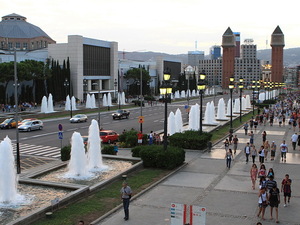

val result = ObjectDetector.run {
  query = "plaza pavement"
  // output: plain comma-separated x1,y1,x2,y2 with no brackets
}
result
94,120,300,225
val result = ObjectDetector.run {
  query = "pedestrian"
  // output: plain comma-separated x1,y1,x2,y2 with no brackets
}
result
259,176,267,189
270,141,276,161
262,131,267,144
264,140,270,161
258,164,266,179
280,140,288,162
244,142,251,163
251,144,257,163
281,174,292,207
266,175,277,194
155,133,161,145
267,168,275,179
292,118,297,131
291,132,298,150
137,131,143,145
148,131,154,145
249,131,254,145
278,115,283,127
257,223,262,225
243,122,249,135
257,187,268,220
113,142,118,155
250,118,254,130
232,135,238,154
120,181,132,220
254,119,258,131
268,184,280,223
258,145,265,164
225,148,233,169
250,163,258,190
224,138,229,151
228,131,233,144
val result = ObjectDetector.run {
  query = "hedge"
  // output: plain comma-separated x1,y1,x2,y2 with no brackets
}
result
168,131,212,150
139,145,185,169
119,130,148,147
61,145,71,161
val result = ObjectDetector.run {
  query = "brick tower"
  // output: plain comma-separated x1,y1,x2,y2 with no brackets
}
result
271,26,284,82
222,27,236,88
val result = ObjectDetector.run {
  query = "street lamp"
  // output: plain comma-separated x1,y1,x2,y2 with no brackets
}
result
139,67,143,133
229,76,235,133
197,71,206,134
160,72,172,150
185,65,194,106
64,78,72,118
251,81,257,115
126,80,130,103
238,77,244,123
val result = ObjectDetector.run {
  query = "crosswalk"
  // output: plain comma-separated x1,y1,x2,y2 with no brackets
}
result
12,143,61,158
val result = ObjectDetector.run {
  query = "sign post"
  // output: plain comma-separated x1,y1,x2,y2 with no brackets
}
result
58,124,63,149
171,203,206,225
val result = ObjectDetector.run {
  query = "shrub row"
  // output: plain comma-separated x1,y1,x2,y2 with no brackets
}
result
168,130,212,150
132,145,185,169
119,130,147,147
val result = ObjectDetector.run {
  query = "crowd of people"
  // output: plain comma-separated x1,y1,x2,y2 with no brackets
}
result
224,92,299,223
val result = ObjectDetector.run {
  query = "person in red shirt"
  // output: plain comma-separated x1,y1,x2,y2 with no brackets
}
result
281,174,292,207
137,131,143,145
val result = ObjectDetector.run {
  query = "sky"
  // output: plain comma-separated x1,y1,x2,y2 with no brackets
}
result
2,0,300,55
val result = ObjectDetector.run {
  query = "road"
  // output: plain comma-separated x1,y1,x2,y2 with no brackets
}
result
0,91,245,158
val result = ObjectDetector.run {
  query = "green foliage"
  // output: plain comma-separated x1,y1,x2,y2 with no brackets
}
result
144,95,155,101
101,145,115,155
131,146,143,157
119,130,148,147
61,145,71,161
263,99,276,104
169,131,212,150
139,145,185,169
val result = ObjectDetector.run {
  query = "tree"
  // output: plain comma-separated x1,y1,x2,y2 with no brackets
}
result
0,62,15,104
124,66,151,96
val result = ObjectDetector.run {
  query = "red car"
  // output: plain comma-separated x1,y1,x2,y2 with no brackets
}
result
100,130,119,143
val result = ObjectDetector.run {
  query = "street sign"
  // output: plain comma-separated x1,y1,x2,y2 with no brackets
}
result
171,203,206,225
170,203,186,225
58,131,63,139
58,124,63,131
138,116,144,123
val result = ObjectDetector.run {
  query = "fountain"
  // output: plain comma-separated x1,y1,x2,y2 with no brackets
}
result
192,89,196,97
86,94,91,108
0,137,19,204
71,96,77,110
65,132,90,178
174,90,180,99
259,92,265,102
233,98,240,113
181,90,185,98
107,93,113,106
40,96,48,113
216,98,227,120
188,104,199,130
175,108,183,133
242,97,247,110
226,99,232,116
245,95,251,108
121,92,126,105
87,120,108,171
168,111,176,136
204,102,218,125
65,95,71,111
47,93,54,113
90,94,95,108
103,94,108,106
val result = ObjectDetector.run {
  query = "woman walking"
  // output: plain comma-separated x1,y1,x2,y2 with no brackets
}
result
251,144,257,163
250,163,258,190
262,131,267,144
225,149,233,169
257,187,268,220
224,139,229,151
258,145,265,164
270,141,277,161
264,140,270,161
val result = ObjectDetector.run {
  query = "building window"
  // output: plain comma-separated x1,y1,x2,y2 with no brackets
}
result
8,42,13,49
31,42,34,49
23,43,28,50
15,42,21,49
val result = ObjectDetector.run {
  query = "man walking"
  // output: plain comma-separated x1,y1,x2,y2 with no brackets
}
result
268,184,280,223
280,140,288,162
232,135,239,154
244,142,251,163
291,133,298,150
281,174,292,207
243,122,249,135
120,181,132,220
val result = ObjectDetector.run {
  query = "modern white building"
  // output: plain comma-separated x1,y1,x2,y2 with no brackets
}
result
48,35,118,101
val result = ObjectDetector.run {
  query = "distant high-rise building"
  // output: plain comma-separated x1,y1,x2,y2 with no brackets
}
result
188,51,204,67
222,27,236,88
233,32,240,58
210,45,221,59
271,26,284,82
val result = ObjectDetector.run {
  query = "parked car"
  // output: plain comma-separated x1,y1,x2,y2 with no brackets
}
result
0,118,21,129
70,114,88,123
18,120,43,132
112,109,130,120
100,130,119,143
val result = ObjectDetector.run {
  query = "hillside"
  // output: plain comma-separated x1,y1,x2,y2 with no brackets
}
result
119,47,300,67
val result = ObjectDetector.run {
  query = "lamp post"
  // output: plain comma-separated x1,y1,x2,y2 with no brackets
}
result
83,79,87,101
197,71,206,134
251,81,256,115
126,80,130,103
160,72,172,151
229,77,235,133
185,66,194,106
139,67,143,133
64,78,72,118
238,77,244,123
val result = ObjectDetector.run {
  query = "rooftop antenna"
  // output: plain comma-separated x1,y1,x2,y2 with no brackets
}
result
266,38,268,50
195,41,198,51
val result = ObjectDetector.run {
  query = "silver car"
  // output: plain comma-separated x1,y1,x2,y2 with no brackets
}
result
18,120,43,132
70,114,88,123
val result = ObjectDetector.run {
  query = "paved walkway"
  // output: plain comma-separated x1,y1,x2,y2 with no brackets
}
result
95,121,300,225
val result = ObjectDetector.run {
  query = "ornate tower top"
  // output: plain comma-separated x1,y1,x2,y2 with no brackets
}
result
271,26,285,47
222,27,236,47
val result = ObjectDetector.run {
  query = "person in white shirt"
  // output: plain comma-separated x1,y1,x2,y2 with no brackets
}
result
244,142,251,163
291,133,298,150
280,140,288,162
